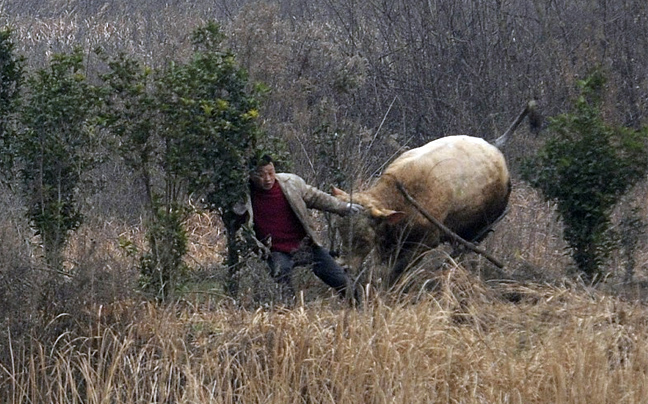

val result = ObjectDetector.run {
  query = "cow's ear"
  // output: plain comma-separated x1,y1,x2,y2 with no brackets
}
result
370,207,406,224
385,211,407,224
331,186,349,199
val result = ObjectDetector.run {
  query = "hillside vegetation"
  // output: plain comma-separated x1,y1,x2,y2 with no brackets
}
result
1,0,648,402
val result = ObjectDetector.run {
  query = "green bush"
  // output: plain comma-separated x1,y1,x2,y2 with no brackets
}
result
101,22,265,299
522,70,648,281
15,48,100,269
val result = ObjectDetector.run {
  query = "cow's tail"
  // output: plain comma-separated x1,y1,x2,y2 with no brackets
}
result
493,100,540,148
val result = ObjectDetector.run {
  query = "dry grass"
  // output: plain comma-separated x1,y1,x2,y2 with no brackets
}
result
1,184,648,403
2,265,648,403
482,179,571,280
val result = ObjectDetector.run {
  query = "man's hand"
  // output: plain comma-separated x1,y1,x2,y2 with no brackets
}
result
253,236,271,259
346,203,364,215
242,227,271,259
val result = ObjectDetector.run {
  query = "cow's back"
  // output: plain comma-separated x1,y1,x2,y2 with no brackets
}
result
384,135,510,242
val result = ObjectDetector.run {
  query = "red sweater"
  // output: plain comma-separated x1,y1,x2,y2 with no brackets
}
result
252,181,307,253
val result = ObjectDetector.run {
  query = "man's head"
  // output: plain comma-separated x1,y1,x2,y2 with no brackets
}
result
250,154,276,191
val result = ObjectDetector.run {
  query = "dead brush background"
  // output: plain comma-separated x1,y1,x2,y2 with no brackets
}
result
2,0,648,402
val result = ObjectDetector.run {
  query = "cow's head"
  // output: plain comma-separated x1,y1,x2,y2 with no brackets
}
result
331,186,407,267
331,187,406,224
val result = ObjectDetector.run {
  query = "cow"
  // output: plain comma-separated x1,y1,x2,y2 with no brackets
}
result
332,102,536,284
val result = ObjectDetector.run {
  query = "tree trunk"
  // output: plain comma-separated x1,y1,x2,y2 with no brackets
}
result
222,210,241,297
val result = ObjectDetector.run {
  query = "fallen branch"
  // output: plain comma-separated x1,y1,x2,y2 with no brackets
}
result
395,181,505,269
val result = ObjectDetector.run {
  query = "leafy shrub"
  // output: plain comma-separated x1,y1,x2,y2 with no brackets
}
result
522,70,648,281
101,22,264,299
14,48,100,269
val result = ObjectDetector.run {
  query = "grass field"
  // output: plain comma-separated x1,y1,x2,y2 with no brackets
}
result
3,266,648,403
2,183,648,403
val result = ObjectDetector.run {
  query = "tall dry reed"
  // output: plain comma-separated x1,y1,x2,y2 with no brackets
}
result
2,264,648,403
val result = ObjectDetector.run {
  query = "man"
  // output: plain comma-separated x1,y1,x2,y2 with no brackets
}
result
236,154,363,304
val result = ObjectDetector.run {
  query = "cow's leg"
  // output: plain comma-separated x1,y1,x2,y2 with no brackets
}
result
387,245,427,287
386,220,443,287
388,256,409,286
469,208,509,245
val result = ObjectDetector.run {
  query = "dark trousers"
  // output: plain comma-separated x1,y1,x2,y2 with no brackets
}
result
268,245,359,303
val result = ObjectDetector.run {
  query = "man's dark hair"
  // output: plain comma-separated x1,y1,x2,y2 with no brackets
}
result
249,154,274,170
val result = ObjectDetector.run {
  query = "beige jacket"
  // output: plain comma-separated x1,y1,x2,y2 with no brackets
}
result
235,173,351,248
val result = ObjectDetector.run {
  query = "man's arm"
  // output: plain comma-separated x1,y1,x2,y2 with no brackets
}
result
277,173,362,216
300,179,361,215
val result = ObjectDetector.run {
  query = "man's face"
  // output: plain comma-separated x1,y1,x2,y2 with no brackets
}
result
251,163,276,191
